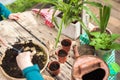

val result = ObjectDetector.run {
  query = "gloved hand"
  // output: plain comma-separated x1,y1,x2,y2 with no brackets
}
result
16,51,33,70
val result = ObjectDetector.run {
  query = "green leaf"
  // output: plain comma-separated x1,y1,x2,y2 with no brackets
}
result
110,34,120,42
110,63,120,73
55,17,64,47
103,6,111,32
99,5,111,33
90,32,120,50
110,43,120,50
83,1,103,7
90,32,101,37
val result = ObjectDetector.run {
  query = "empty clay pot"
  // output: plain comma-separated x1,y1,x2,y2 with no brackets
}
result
72,55,109,80
61,39,72,52
57,49,68,63
48,61,60,76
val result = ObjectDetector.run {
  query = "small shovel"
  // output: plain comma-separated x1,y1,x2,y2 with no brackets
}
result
5,43,23,53
0,37,22,53
0,39,22,53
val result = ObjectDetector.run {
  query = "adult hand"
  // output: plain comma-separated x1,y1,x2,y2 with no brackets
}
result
8,13,20,20
16,51,33,70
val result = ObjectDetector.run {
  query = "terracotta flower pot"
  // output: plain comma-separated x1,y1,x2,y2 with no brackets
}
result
48,61,60,76
57,49,68,63
72,55,109,80
61,39,72,52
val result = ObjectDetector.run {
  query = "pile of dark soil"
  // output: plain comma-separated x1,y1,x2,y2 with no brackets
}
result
1,41,47,78
61,39,71,46
82,68,105,80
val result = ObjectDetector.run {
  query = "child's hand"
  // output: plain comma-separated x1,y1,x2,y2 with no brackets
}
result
16,51,33,70
8,13,20,20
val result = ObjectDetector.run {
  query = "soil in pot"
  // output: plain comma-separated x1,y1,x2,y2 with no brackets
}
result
48,61,60,76
49,63,60,71
61,39,72,52
61,39,71,47
58,49,68,63
82,68,105,80
1,41,47,78
58,49,67,57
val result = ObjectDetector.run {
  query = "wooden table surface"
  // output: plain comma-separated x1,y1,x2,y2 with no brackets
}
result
0,11,119,80
0,11,77,80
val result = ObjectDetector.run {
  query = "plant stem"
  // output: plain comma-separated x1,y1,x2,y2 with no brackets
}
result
55,18,64,48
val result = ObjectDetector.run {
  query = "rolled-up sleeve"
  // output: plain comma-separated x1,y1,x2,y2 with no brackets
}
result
0,3,11,18
22,64,44,80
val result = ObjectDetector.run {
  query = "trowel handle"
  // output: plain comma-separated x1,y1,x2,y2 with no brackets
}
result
5,43,21,53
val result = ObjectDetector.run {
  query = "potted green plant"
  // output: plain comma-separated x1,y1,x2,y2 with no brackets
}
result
79,4,111,45
38,0,103,47
90,32,120,61
86,5,112,39
88,5,120,61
